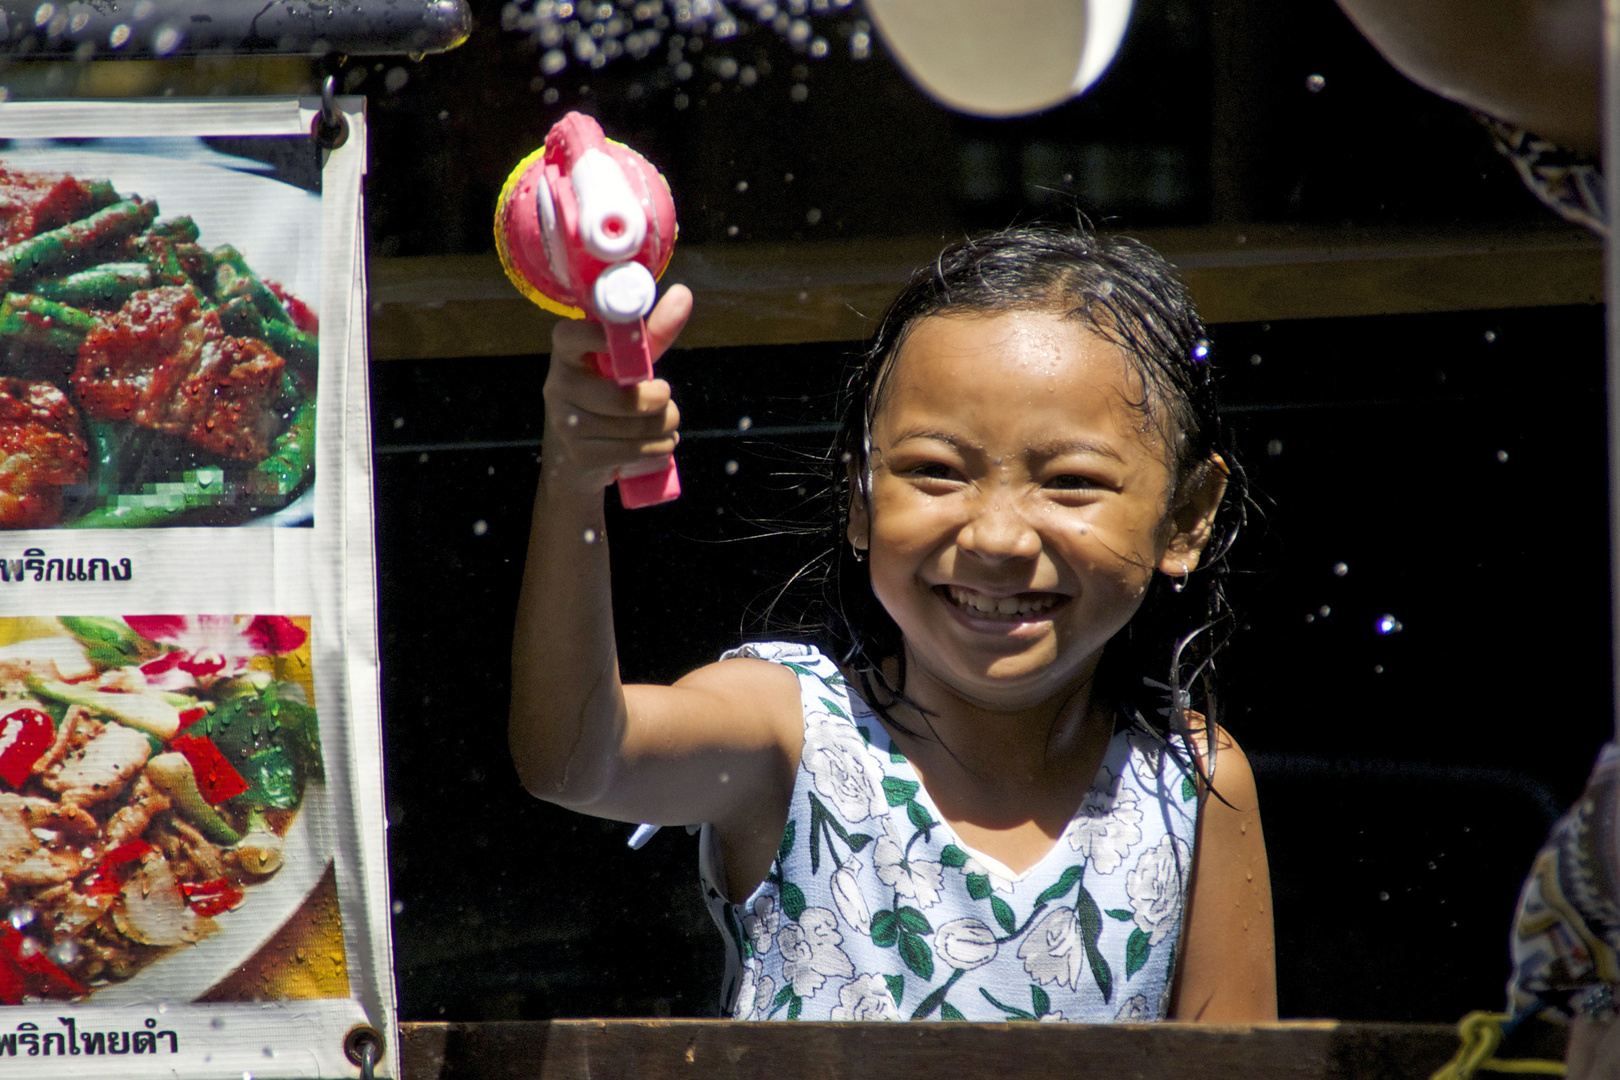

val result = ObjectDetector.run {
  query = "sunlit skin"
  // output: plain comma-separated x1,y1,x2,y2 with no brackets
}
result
851,311,1205,721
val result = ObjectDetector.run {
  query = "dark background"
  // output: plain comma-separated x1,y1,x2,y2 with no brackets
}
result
15,0,1582,1025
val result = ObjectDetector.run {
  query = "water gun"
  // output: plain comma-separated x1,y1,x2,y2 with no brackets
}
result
495,112,680,508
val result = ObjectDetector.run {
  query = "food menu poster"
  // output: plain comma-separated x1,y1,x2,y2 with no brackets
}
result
0,100,393,1078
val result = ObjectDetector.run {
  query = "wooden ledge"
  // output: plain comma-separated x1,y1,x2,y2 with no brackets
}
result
398,1019,1464,1080
367,222,1600,361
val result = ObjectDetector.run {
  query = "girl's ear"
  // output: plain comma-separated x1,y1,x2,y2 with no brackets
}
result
846,460,871,556
1159,454,1229,577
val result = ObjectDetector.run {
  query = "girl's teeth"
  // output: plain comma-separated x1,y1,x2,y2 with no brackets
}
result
948,587,1058,616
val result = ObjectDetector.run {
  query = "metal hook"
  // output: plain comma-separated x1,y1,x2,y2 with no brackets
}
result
344,1025,383,1079
313,75,350,150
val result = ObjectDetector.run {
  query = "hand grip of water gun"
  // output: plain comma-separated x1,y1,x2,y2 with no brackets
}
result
496,111,680,508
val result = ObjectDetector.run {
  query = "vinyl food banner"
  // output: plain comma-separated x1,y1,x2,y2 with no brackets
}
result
0,100,392,1078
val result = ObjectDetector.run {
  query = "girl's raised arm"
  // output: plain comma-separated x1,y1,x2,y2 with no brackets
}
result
1171,725,1278,1022
509,285,804,851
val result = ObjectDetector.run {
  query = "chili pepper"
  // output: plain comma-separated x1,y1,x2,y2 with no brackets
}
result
32,262,155,309
168,733,249,803
78,839,155,898
0,198,157,288
144,753,242,846
0,708,53,788
0,926,84,1003
212,245,294,326
180,877,245,916
0,293,99,360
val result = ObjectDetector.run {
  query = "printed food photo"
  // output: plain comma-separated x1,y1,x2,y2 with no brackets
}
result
0,145,320,529
0,616,332,1003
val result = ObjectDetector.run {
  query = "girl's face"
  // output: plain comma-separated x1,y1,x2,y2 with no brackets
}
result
848,309,1223,713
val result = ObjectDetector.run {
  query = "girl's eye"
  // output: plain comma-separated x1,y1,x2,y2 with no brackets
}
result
1046,474,1100,491
909,461,960,481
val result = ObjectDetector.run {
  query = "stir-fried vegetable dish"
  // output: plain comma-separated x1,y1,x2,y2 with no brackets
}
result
0,165,316,528
0,616,321,1000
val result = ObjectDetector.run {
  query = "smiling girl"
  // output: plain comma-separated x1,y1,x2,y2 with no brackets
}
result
510,225,1275,1022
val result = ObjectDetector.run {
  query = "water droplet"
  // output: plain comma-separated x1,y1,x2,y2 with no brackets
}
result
673,91,689,109
1483,330,1497,343
541,48,567,74
1318,605,1331,617
839,451,852,464
1305,73,1325,93
543,87,561,105
132,0,153,17
33,2,53,27
1496,450,1509,463
46,940,77,966
418,452,429,464
1375,614,1402,635
393,417,405,429
152,23,181,55
784,172,794,183
718,771,730,783
735,179,749,193
392,899,405,914
1427,861,1437,870
809,36,828,58
582,527,598,544
789,82,809,102
1304,613,1315,624
16,937,39,958
1332,562,1348,576
472,519,488,536
108,22,131,47
8,907,34,931
565,413,579,427
1191,339,1209,362
805,207,822,224
487,465,496,476
1266,439,1283,456
850,25,870,59
726,224,739,237
384,66,409,92
1378,890,1389,901
1249,353,1262,366
724,460,739,475
714,55,738,78
737,416,752,431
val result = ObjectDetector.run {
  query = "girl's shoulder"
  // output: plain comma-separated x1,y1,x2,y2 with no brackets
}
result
719,641,857,712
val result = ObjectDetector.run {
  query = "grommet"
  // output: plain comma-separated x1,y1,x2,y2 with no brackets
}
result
344,1024,383,1078
313,75,350,150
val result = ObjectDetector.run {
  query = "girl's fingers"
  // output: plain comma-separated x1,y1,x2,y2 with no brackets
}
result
646,284,693,362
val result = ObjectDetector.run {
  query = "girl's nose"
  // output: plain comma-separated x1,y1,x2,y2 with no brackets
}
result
957,494,1041,564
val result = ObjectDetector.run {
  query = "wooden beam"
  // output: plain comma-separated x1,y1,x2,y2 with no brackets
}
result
368,223,1599,361
398,1019,1465,1080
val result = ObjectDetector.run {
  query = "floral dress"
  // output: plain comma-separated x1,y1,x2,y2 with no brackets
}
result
700,642,1200,1022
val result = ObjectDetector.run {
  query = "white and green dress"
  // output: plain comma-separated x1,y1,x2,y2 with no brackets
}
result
700,642,1201,1022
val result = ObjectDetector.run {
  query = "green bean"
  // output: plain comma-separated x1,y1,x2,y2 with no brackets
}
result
82,180,117,214
132,231,189,287
0,294,98,359
0,198,157,287
212,245,293,326
150,216,200,244
248,399,314,497
33,262,155,309
218,294,317,373
65,466,231,529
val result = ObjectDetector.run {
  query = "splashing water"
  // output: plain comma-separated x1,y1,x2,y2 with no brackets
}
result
1332,562,1348,577
1305,73,1325,93
8,906,34,931
505,0,862,81
1375,614,1402,635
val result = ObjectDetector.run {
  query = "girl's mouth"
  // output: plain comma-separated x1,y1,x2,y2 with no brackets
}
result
938,585,1066,621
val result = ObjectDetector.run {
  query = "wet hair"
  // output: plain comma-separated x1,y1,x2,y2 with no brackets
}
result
821,222,1247,747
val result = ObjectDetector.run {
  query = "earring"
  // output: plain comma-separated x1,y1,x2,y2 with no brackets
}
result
1170,574,1185,593
852,545,867,563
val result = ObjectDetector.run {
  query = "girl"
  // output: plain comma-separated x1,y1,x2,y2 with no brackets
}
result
510,225,1276,1023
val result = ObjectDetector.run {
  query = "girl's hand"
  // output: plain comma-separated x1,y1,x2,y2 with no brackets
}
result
541,284,694,496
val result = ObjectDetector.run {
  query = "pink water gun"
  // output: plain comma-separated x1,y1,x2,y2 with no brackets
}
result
495,111,680,508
